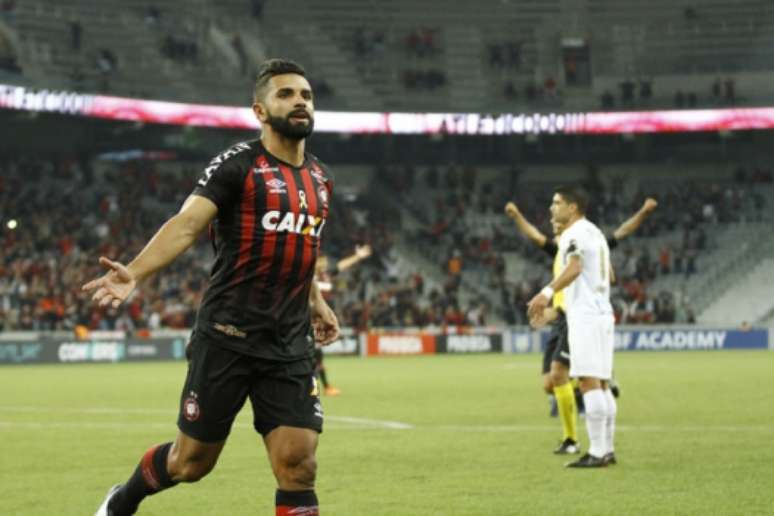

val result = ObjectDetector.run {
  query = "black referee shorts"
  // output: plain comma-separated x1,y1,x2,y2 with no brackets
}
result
541,312,570,374
177,331,323,443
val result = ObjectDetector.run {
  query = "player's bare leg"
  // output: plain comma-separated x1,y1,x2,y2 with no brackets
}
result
265,426,320,515
550,361,579,454
167,431,226,481
96,431,225,516
542,372,558,417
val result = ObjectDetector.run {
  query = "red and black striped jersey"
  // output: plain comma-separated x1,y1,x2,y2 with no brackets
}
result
191,139,333,360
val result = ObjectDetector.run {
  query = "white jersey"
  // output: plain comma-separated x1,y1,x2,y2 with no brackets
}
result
557,218,613,318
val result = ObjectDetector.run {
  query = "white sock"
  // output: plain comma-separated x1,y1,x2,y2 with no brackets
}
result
583,389,607,458
603,388,617,454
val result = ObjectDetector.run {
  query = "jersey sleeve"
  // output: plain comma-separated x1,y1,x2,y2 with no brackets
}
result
560,226,585,261
191,153,245,210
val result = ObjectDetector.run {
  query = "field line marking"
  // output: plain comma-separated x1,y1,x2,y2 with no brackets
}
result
0,406,414,430
326,415,413,430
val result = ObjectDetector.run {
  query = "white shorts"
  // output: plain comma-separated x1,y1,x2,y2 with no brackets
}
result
567,313,615,380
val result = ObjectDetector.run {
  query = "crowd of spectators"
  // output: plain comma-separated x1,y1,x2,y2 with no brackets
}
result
600,77,740,111
402,69,446,91
352,27,386,58
376,161,771,327
161,35,199,63
405,28,439,58
1,155,771,333
0,156,205,333
487,41,522,69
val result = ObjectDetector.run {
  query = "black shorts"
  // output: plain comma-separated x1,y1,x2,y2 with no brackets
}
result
314,346,324,368
178,332,323,443
541,312,570,374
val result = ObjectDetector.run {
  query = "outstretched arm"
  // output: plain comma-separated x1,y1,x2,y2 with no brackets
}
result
613,197,658,241
336,244,372,272
505,202,548,248
82,195,217,308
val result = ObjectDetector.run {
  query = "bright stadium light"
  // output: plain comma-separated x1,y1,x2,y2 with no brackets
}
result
7,219,18,230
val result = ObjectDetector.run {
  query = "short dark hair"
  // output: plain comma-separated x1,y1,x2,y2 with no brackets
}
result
254,58,306,102
555,185,589,215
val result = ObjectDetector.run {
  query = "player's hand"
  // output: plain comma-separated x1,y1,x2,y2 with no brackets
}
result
311,300,340,345
81,257,137,309
504,202,520,219
355,244,372,260
530,307,558,329
526,292,550,321
643,198,658,213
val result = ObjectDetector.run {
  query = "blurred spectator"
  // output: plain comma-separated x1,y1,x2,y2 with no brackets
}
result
711,78,721,102
724,77,736,104
250,0,264,19
231,34,247,75
619,79,635,106
145,6,160,25
402,69,446,90
601,90,615,109
70,20,82,51
1,0,16,24
674,90,685,108
315,79,334,98
504,80,517,100
162,34,198,62
406,28,438,58
639,78,653,103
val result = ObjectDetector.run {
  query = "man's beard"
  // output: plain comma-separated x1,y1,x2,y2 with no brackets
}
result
265,111,314,140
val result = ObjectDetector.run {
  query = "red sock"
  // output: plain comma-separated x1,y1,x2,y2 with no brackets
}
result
276,489,319,515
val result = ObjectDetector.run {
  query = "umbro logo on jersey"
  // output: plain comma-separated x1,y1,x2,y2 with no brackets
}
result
311,170,327,183
253,166,279,174
266,178,287,193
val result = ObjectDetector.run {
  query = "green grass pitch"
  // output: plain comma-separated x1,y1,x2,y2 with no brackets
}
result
2,351,773,515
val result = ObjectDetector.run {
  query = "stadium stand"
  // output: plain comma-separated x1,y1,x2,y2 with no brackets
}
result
5,0,774,112
5,151,769,332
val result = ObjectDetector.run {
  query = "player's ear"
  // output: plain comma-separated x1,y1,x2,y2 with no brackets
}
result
252,102,268,123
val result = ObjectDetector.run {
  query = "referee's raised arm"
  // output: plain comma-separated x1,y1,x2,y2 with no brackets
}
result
505,201,548,247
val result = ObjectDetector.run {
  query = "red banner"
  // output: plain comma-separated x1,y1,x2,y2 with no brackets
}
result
366,333,436,356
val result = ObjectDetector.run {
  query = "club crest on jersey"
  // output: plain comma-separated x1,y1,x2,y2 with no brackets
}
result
262,211,326,237
266,178,287,193
183,394,200,422
317,186,329,205
253,166,279,175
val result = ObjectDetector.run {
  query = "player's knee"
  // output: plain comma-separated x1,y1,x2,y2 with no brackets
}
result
277,452,317,488
542,375,554,394
549,369,568,387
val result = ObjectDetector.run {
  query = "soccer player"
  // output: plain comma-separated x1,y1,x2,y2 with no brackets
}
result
85,59,338,515
505,197,657,455
527,186,617,468
314,244,372,396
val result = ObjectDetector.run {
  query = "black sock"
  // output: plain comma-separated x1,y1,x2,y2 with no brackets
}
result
276,489,318,515
318,368,329,388
109,442,177,515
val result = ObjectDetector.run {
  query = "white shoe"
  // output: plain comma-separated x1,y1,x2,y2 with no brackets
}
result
95,484,122,516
